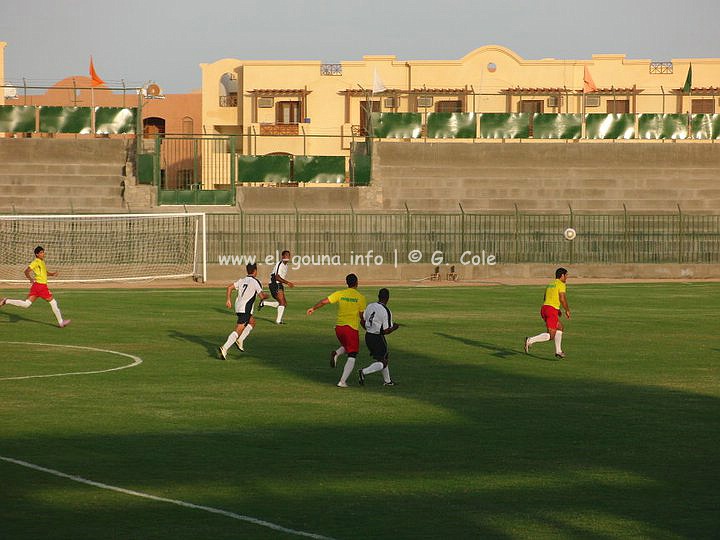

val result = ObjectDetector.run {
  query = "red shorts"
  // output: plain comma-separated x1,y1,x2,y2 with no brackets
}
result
540,305,561,330
29,282,53,301
335,325,360,355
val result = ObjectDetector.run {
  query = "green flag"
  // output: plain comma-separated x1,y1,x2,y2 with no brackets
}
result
682,64,692,93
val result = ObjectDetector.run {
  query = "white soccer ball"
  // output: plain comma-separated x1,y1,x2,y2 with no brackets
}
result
563,227,577,241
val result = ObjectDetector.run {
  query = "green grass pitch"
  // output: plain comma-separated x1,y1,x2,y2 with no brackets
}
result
1,283,719,539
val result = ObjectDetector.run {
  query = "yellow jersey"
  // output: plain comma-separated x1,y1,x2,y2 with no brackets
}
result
29,257,48,284
327,288,367,330
543,279,566,309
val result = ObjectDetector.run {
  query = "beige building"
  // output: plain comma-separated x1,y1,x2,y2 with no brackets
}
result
0,41,6,106
201,45,720,156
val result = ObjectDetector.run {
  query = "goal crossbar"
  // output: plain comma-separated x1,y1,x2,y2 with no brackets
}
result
0,213,207,284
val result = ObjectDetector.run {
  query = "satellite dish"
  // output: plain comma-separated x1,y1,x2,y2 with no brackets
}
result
146,83,161,97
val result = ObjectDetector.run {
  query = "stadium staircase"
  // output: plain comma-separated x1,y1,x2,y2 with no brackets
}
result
0,138,135,214
373,142,720,213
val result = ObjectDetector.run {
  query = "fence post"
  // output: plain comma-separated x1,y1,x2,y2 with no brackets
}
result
349,202,356,259
459,203,465,261
239,208,244,258
229,135,237,205
568,204,574,264
405,202,411,260
623,204,628,264
153,135,161,205
678,204,683,264
294,204,300,257
514,204,519,263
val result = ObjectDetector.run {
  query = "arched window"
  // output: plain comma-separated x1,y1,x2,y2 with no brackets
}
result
143,117,165,138
182,116,194,134
219,72,238,107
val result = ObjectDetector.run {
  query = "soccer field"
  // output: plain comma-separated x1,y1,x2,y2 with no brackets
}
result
1,283,719,539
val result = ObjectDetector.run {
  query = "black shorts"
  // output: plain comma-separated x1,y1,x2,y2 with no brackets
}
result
235,311,252,325
365,332,388,361
269,281,284,299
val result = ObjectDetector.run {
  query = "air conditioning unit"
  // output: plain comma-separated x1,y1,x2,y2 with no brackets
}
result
585,95,601,107
384,97,398,108
547,96,563,107
417,96,433,108
258,97,274,108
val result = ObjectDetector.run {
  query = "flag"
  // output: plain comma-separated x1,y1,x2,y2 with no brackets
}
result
372,68,386,94
89,56,106,87
682,64,692,94
583,65,597,93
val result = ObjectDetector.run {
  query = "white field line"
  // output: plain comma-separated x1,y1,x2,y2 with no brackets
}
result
0,456,335,539
0,342,142,381
1,341,335,538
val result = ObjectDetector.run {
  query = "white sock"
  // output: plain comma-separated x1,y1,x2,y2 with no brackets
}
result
6,299,32,308
49,299,64,324
276,305,285,323
222,331,239,351
363,361,384,375
339,356,356,384
554,331,563,354
528,332,551,346
264,300,279,308
381,367,392,384
239,324,253,342
334,346,346,358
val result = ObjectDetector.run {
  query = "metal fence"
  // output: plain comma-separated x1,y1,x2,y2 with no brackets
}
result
206,210,720,265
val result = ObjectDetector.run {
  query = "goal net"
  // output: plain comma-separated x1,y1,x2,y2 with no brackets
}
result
0,213,206,283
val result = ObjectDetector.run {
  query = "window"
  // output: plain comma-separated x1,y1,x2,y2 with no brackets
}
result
585,95,601,107
692,99,715,114
417,96,433,108
219,72,238,107
435,100,463,113
276,101,301,124
220,94,238,107
182,116,193,135
143,117,165,138
519,100,543,113
607,100,629,113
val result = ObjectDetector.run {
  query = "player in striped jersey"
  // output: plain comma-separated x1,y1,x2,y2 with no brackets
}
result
258,250,294,324
358,288,400,386
218,262,268,360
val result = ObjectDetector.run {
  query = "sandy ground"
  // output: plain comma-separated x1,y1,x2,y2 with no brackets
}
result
2,276,719,291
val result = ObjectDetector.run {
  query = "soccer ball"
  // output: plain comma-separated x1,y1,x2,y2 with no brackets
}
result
563,227,577,241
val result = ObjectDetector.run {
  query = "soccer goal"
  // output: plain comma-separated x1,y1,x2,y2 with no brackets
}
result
0,213,207,283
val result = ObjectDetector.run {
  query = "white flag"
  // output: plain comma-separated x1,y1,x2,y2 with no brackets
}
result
372,68,386,94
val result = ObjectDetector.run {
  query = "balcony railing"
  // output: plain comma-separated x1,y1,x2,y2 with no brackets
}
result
219,95,238,107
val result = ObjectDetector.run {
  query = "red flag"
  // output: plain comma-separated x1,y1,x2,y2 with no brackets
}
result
89,56,106,87
583,65,597,93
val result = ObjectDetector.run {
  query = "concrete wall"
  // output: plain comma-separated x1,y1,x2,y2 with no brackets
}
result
372,140,720,213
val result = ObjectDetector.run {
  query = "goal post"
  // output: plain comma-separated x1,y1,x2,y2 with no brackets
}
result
0,213,207,283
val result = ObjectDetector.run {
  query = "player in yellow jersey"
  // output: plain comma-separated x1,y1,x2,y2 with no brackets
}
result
0,246,71,328
307,273,367,387
524,267,571,359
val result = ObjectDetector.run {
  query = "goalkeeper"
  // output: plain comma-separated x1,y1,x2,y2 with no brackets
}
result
0,246,71,328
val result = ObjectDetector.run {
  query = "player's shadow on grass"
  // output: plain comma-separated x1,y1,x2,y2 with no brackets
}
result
0,311,58,328
167,329,219,358
434,331,555,361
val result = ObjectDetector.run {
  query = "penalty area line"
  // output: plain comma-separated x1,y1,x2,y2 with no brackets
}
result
0,455,335,540
0,341,142,381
